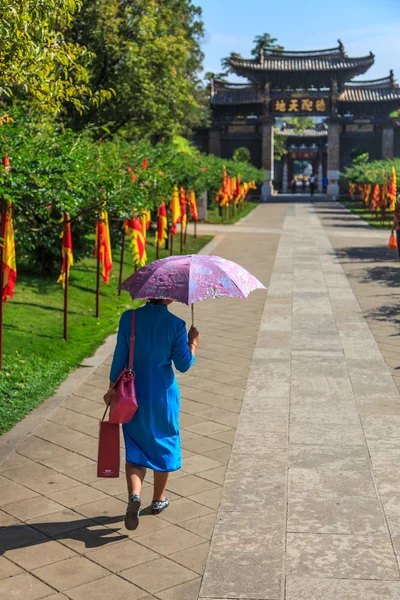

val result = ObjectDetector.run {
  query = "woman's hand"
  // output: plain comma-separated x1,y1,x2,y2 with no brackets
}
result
103,384,116,406
188,326,200,346
188,326,200,356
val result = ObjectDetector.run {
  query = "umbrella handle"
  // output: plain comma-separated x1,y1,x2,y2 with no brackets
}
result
191,303,194,327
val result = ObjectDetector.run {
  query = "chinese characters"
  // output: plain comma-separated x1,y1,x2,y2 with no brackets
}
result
272,98,328,114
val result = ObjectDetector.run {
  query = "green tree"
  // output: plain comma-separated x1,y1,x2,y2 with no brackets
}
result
66,0,207,140
233,147,251,163
0,0,111,113
251,33,284,56
284,117,315,132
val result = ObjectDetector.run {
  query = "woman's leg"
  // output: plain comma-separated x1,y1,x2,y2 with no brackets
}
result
153,471,169,501
126,462,146,499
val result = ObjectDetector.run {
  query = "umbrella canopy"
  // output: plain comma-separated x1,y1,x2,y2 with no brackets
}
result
120,254,265,305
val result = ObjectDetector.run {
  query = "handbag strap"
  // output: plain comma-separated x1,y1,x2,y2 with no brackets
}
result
128,310,136,371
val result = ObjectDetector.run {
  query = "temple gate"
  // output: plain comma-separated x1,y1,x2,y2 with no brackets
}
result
199,42,400,199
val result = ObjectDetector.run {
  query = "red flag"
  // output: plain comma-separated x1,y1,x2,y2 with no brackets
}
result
57,213,73,288
180,187,187,229
95,211,113,284
125,218,147,267
188,190,199,221
156,203,168,248
371,184,380,212
1,202,17,302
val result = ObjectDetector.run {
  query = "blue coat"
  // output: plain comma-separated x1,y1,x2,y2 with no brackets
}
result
110,303,194,472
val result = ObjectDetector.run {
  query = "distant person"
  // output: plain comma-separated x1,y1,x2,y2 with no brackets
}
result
302,178,307,194
392,201,400,260
291,178,296,194
310,174,315,196
323,176,329,192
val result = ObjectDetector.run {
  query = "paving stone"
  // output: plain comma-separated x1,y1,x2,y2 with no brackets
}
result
182,455,223,474
200,549,282,599
134,523,205,555
180,513,217,540
66,574,147,600
169,542,210,574
57,523,126,553
121,557,198,594
18,436,66,461
158,497,213,525
85,538,157,572
0,523,47,552
286,577,400,600
289,468,376,499
288,495,387,534
26,508,96,536
32,555,108,591
286,533,399,579
0,475,38,506
155,577,201,600
0,556,23,580
74,496,127,524
289,444,370,470
5,540,76,570
165,474,218,497
47,484,108,508
0,572,54,599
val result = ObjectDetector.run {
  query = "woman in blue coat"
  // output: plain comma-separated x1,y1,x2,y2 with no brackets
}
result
106,299,200,530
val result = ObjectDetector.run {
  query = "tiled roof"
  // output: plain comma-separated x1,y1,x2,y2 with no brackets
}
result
210,81,264,105
339,73,400,103
230,44,374,73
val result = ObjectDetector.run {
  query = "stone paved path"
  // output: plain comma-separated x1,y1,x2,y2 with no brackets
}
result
1,197,400,600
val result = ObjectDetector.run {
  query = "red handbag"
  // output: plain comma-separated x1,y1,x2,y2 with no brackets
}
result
108,310,138,424
97,408,120,478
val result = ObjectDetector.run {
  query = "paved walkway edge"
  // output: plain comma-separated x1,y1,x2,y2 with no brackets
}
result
0,234,224,466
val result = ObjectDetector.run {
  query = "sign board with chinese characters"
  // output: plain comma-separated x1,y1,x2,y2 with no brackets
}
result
228,125,256,134
289,151,319,160
271,97,330,116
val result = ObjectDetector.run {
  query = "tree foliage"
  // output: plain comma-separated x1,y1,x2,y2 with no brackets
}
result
233,147,251,163
343,157,400,185
284,117,315,132
0,112,264,273
222,32,283,74
65,0,208,139
0,0,111,113
251,33,284,56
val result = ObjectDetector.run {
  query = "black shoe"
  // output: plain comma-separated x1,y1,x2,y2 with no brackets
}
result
125,494,141,530
151,497,170,515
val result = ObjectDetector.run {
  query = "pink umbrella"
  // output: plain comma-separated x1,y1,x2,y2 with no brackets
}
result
120,254,265,324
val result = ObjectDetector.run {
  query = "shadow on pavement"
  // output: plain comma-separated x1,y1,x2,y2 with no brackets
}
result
0,506,155,553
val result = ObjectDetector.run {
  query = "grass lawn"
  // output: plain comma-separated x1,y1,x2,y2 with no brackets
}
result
206,200,258,225
342,201,394,230
0,232,212,435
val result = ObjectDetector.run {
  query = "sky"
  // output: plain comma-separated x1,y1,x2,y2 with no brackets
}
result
196,0,400,83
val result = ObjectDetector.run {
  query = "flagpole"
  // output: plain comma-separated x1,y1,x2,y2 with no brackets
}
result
156,239,160,260
194,220,197,239
170,232,174,256
0,203,5,370
62,214,69,341
64,248,69,341
180,222,184,254
96,219,101,319
118,224,126,297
